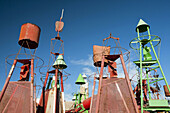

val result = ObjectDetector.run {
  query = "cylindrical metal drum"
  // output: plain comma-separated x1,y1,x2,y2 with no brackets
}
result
163,85,170,97
93,45,110,67
18,23,41,49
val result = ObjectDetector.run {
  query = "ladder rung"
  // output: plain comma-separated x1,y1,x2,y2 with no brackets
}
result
133,60,158,67
143,107,170,111
142,65,159,68
147,67,159,72
142,77,164,80
149,78,164,84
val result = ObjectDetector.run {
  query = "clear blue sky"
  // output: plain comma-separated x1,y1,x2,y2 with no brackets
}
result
1,0,170,100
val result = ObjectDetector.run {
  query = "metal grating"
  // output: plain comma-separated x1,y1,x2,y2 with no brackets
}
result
91,78,137,113
0,81,31,113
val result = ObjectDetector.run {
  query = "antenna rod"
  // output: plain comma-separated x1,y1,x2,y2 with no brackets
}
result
60,9,64,20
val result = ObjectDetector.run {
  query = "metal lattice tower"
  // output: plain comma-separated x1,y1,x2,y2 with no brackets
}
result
130,19,170,112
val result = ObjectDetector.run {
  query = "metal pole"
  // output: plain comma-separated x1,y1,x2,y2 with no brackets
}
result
38,72,49,113
145,69,151,99
34,85,37,113
150,41,170,92
60,73,64,92
55,69,59,113
95,56,105,113
147,27,170,93
60,72,65,113
137,28,144,113
31,59,34,113
0,59,17,102
120,54,139,113
78,92,81,104
89,74,96,113
46,77,52,89
74,94,78,108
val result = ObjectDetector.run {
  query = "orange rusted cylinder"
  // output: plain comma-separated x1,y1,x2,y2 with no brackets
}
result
18,23,41,49
93,45,110,67
163,85,170,97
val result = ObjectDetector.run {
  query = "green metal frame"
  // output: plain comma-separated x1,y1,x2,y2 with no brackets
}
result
74,92,88,113
74,93,80,108
130,26,170,113
144,107,170,112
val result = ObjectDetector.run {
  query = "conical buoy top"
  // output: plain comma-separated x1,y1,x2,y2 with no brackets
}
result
53,55,67,69
136,19,150,33
82,74,87,79
75,74,85,85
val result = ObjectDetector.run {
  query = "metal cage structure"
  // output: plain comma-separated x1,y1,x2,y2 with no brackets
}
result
130,19,170,113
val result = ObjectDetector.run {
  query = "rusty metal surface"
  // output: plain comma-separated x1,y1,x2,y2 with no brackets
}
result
30,59,34,113
105,54,120,61
55,69,59,113
18,23,41,49
45,89,54,113
89,75,96,113
38,72,49,112
164,85,170,97
95,56,105,113
108,61,117,77
0,60,17,102
91,78,137,113
44,89,50,112
119,54,139,113
93,45,110,67
37,89,50,113
0,81,31,113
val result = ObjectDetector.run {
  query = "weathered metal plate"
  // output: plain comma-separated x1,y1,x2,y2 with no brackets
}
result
91,78,137,113
0,81,31,113
45,88,55,113
37,87,61,113
37,89,50,113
